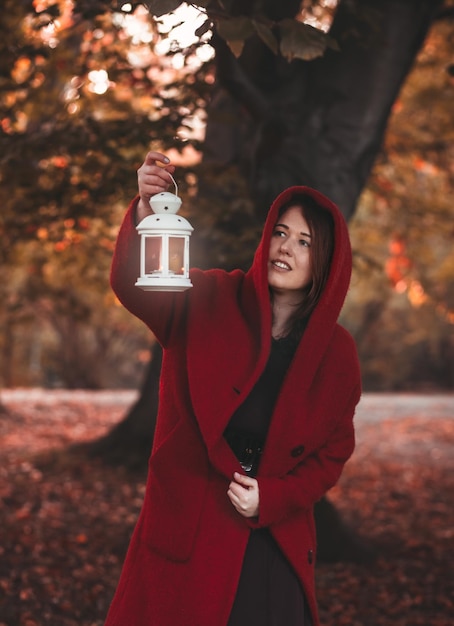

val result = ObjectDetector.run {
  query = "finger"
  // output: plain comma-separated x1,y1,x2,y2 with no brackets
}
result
140,171,172,188
228,483,249,503
227,483,243,501
144,151,170,167
233,472,257,489
227,489,247,512
228,480,251,497
140,162,174,179
140,167,175,188
138,170,175,200
227,488,240,507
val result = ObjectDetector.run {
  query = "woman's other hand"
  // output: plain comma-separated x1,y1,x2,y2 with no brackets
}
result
136,151,176,222
227,472,260,518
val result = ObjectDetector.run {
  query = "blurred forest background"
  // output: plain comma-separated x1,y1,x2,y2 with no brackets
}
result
1,0,453,394
1,4,453,622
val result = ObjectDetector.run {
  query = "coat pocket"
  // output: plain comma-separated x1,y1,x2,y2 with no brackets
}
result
140,417,209,562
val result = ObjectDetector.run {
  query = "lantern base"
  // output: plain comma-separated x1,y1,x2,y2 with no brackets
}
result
135,276,193,292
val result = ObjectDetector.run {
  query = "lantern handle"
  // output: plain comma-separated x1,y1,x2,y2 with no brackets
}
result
168,172,178,197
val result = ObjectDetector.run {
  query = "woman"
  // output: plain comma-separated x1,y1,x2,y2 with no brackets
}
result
105,152,361,626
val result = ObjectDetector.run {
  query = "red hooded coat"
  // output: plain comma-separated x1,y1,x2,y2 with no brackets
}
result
105,186,361,626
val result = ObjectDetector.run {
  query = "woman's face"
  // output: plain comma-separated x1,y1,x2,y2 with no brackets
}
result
268,205,312,296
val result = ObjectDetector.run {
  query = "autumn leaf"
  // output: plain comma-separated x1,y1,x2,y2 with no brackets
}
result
279,18,338,61
216,16,255,58
145,0,184,18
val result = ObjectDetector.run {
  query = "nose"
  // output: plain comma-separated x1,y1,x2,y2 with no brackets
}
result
279,238,291,255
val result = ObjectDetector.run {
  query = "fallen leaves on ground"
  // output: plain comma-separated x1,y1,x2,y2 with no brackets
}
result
0,390,452,626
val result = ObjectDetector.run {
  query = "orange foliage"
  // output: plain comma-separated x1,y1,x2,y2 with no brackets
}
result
54,240,69,252
385,235,412,287
374,175,393,193
407,280,428,308
51,155,69,168
77,218,90,230
413,157,439,176
391,99,403,114
11,57,33,84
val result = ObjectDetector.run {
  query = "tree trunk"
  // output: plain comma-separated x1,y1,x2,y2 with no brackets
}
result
96,0,441,560
84,341,161,470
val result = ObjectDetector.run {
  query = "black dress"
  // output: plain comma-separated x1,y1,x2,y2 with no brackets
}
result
224,337,313,626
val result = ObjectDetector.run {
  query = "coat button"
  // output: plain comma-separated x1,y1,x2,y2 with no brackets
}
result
308,549,314,565
291,445,305,457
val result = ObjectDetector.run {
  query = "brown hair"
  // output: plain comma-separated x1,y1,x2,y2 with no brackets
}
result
276,194,335,338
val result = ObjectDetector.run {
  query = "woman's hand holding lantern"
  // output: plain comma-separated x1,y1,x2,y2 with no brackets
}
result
137,151,175,223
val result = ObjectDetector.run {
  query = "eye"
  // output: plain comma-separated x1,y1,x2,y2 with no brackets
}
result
299,239,311,247
273,228,286,238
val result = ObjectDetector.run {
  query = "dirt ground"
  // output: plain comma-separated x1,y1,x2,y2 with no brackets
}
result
0,390,453,626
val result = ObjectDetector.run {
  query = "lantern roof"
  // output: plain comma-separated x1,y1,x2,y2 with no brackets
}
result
136,212,193,235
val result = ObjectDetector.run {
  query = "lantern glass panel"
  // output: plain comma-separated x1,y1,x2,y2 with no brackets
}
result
169,237,185,275
145,237,162,273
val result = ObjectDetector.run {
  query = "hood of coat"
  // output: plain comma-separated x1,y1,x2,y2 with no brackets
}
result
248,185,352,351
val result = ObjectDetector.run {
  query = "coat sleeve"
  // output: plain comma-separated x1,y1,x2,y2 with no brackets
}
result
251,383,360,529
110,196,190,347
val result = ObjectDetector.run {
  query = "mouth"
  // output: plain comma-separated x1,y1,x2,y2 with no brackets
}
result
271,260,291,271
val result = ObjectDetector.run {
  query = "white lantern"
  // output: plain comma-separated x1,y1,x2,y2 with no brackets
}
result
135,175,193,291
